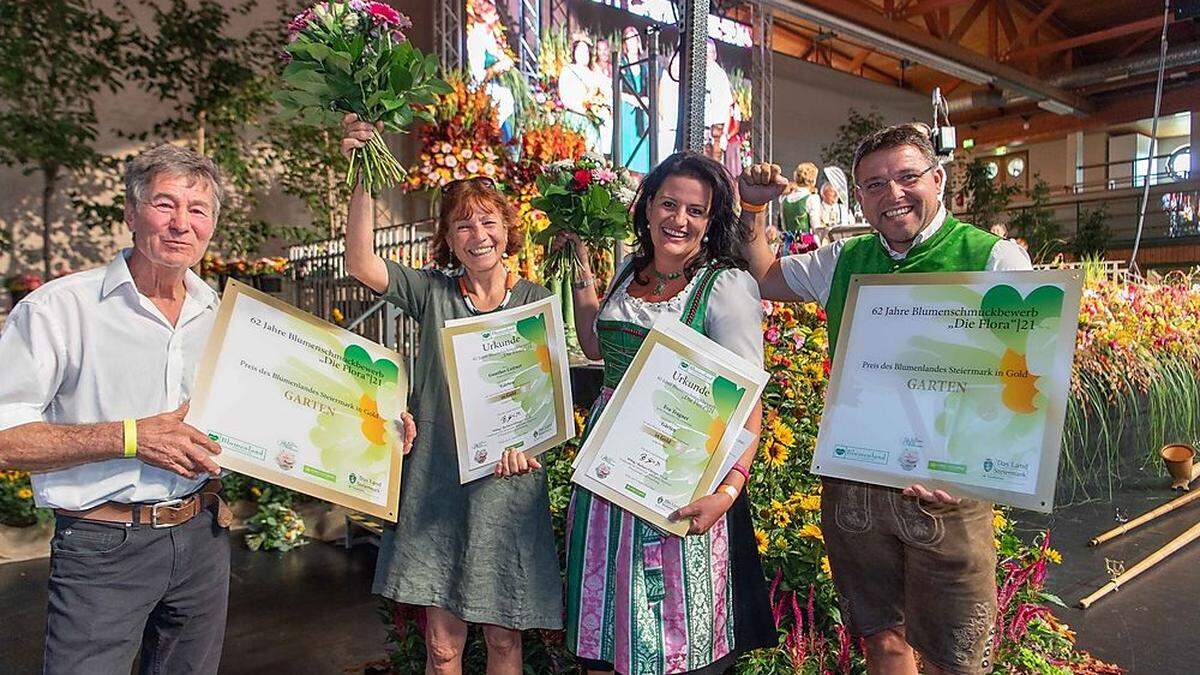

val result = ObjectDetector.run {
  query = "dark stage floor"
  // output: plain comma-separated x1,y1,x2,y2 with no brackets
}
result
2,483,1198,674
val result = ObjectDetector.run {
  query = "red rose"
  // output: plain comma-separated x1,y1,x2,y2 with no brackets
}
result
572,168,592,190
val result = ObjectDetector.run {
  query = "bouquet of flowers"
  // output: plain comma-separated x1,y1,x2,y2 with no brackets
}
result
278,1,451,194
531,154,637,280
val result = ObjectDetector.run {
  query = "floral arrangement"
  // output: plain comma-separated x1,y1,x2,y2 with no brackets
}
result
1059,262,1200,499
4,273,43,294
381,297,1120,673
402,73,512,193
201,253,290,278
0,470,49,527
278,1,450,194
244,502,307,551
530,154,636,280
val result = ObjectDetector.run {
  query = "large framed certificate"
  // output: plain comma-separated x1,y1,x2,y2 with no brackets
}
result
571,316,768,536
441,296,574,483
812,270,1083,512
188,280,407,521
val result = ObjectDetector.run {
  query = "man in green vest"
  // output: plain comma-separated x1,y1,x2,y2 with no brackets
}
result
738,124,1031,675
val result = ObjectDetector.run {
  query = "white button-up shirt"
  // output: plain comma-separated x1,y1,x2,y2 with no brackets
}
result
0,249,218,510
780,205,1033,305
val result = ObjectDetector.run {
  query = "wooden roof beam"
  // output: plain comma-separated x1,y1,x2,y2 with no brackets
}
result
761,0,1093,113
897,0,972,19
1008,16,1173,60
948,0,989,44
1004,0,1065,54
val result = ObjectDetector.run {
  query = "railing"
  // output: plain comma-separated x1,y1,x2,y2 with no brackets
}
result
999,179,1200,249
288,221,434,378
1073,152,1191,194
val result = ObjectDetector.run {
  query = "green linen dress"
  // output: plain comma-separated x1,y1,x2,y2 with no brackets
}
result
371,260,564,630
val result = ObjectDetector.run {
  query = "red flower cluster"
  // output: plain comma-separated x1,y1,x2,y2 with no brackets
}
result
571,168,592,191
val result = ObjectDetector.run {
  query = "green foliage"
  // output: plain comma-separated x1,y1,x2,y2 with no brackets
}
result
120,0,279,257
1008,175,1062,263
1073,203,1111,258
245,501,307,551
222,470,311,551
964,157,1019,233
0,470,53,527
276,1,451,194
264,123,352,238
820,107,887,182
0,0,128,277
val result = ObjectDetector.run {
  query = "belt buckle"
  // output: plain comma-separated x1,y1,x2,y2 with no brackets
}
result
150,499,185,528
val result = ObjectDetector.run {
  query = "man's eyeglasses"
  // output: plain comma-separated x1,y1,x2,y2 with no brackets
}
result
443,176,498,192
858,164,937,196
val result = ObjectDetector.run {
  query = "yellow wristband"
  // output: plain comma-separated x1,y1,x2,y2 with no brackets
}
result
123,418,138,458
740,200,769,214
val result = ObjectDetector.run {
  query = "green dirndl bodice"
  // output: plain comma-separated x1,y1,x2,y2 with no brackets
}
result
565,265,770,675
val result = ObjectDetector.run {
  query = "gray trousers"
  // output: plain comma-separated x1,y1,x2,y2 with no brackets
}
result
43,508,230,675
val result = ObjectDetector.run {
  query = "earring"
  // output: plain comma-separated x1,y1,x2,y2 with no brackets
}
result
702,234,709,243
502,252,509,259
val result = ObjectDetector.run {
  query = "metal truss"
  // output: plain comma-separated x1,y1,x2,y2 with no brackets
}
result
750,2,773,164
678,0,710,153
435,0,464,72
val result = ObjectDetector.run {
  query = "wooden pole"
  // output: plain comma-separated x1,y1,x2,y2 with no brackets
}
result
1089,488,1200,546
1079,520,1200,608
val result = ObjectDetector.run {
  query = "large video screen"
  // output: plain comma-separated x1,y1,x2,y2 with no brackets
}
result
465,0,753,175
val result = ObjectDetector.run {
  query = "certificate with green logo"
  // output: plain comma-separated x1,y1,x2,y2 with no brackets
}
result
188,280,407,521
812,270,1083,512
441,296,574,483
571,316,768,536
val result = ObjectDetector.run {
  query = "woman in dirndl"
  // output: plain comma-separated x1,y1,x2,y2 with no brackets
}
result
557,152,775,674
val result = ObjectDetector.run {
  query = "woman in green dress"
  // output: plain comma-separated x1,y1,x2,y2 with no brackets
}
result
557,153,775,674
340,115,562,675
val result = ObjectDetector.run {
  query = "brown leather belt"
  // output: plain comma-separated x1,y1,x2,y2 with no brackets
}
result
55,479,232,529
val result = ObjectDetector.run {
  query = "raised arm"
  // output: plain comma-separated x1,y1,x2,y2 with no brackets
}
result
341,114,390,293
555,232,603,361
737,163,808,302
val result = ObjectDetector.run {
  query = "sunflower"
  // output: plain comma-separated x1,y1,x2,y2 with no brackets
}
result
798,494,822,512
798,522,824,541
762,438,790,468
771,419,796,447
754,529,769,554
821,555,833,577
1045,548,1063,564
993,510,1008,531
770,500,791,527
16,487,32,500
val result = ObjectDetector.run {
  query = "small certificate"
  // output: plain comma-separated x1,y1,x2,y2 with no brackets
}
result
441,296,574,483
812,270,1083,512
571,316,769,536
188,280,407,521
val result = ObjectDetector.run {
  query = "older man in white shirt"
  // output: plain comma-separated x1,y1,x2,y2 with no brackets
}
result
0,144,232,674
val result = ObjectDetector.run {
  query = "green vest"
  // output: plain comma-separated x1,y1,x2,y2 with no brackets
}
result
780,193,813,233
825,215,999,359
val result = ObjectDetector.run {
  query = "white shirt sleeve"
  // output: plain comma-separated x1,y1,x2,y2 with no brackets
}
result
986,239,1034,271
704,269,764,365
0,301,68,430
779,239,845,306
